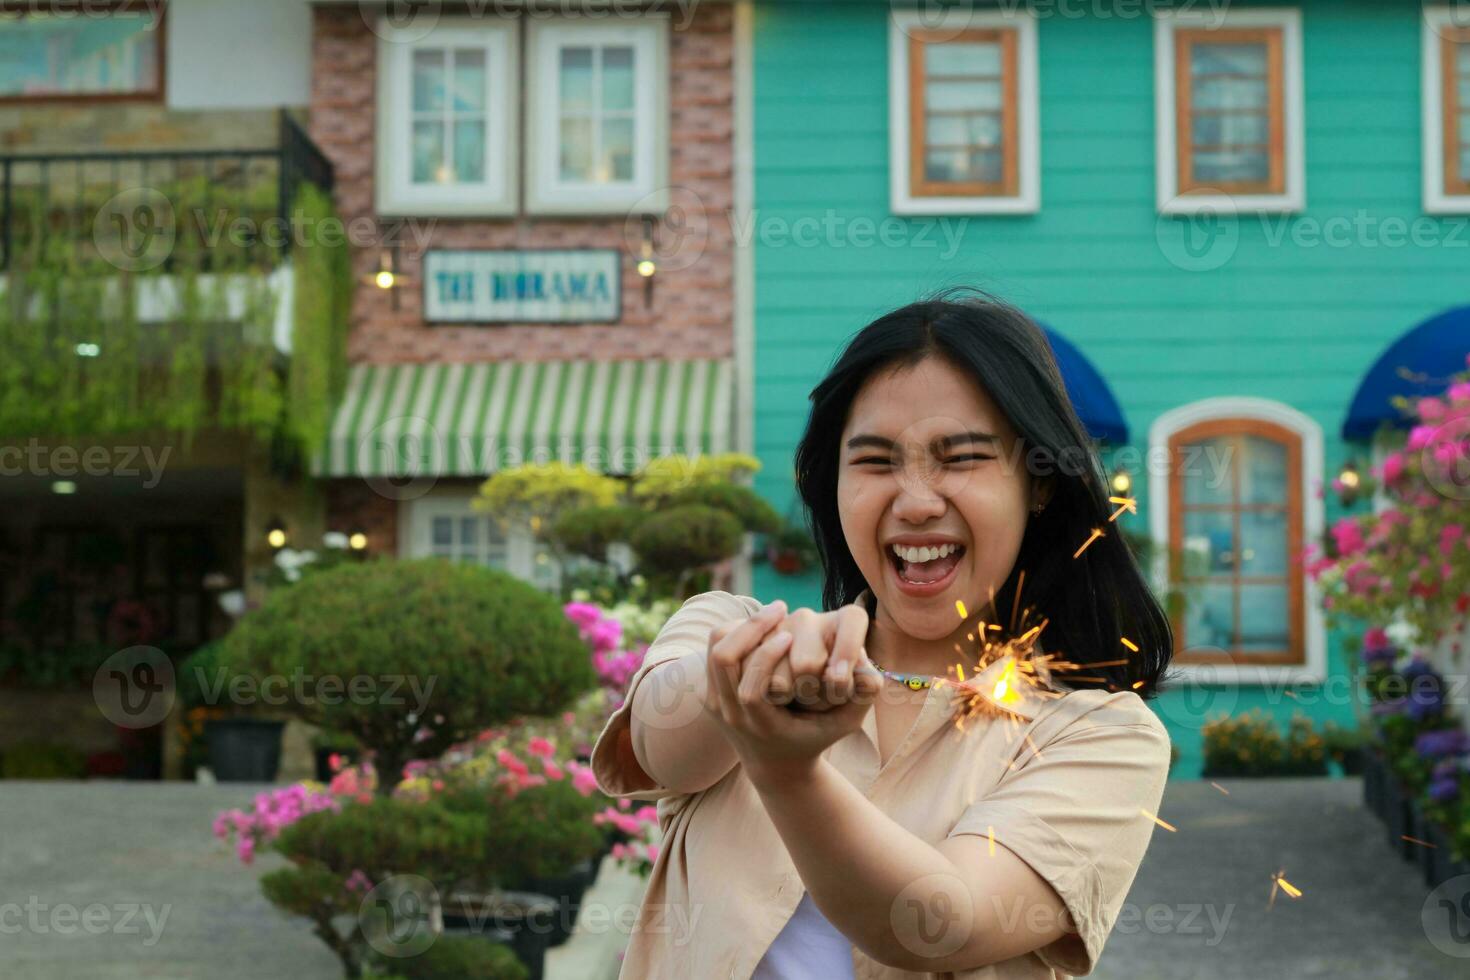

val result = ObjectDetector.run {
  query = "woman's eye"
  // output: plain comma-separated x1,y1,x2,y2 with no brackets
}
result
852,457,891,466
943,454,993,464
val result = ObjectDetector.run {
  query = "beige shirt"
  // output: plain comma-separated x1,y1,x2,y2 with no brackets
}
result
590,589,1171,980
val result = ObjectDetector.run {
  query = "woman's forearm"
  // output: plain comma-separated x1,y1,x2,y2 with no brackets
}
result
630,649,740,795
744,756,972,970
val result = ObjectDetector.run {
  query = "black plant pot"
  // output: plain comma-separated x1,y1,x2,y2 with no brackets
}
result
521,859,596,948
1423,817,1462,888
1336,747,1365,776
1361,750,1384,818
443,889,557,980
1384,779,1415,859
205,719,284,782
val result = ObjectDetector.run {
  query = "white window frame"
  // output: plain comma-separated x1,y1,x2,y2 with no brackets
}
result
1423,7,1470,214
1153,7,1305,215
887,7,1040,215
399,488,562,593
1148,397,1326,685
525,14,670,215
375,16,519,217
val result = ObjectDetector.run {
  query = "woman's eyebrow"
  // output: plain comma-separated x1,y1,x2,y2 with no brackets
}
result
845,431,999,451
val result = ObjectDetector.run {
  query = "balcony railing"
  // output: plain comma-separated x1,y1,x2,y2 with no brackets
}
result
0,111,335,274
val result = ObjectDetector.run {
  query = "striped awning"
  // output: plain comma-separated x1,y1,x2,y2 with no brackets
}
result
313,358,733,477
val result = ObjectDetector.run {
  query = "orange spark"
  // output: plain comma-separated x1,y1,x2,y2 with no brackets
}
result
1141,809,1176,832
1073,528,1104,559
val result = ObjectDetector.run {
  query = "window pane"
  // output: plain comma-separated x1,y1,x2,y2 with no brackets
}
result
454,120,486,182
559,117,594,181
0,12,160,96
1238,584,1288,652
1192,76,1268,112
1240,435,1288,504
925,148,1002,184
924,79,1003,112
1457,43,1470,77
925,41,1002,77
1180,436,1233,505
925,113,1002,149
459,517,478,547
452,49,485,112
412,120,445,183
1191,42,1268,77
1184,582,1235,650
431,517,452,547
1461,146,1470,182
602,117,635,181
602,46,635,110
1239,509,1287,575
1192,149,1270,183
1183,509,1235,576
1192,111,1269,147
560,47,594,112
412,50,446,113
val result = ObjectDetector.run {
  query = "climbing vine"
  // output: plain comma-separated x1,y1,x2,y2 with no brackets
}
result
0,175,350,454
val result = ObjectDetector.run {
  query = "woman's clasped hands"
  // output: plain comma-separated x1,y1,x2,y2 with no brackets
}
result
701,599,884,781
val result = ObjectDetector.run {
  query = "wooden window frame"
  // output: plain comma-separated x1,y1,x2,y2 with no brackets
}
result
1173,27,1286,197
1440,27,1470,198
0,0,166,105
1168,418,1304,668
906,28,1020,200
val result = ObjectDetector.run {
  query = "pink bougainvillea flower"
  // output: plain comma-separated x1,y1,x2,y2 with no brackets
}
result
1407,425,1437,451
1381,452,1405,483
527,736,555,758
542,760,565,781
1417,397,1447,422
570,764,600,797
1449,381,1470,404
496,748,529,776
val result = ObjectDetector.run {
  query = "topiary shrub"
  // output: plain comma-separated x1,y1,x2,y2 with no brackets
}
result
664,482,781,535
547,505,646,563
1,740,87,779
221,558,596,793
391,934,527,980
629,504,743,586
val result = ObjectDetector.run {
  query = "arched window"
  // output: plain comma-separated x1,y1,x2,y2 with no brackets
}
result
1149,399,1325,682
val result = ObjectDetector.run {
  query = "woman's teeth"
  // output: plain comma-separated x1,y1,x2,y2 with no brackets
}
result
890,543,961,563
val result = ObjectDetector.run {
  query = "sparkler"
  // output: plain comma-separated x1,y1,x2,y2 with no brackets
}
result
1267,868,1302,909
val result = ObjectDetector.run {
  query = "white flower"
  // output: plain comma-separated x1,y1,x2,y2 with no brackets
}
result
323,532,349,550
1385,619,1419,650
217,590,246,618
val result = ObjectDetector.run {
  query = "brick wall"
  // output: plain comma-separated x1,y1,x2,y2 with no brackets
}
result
324,480,399,558
308,2,735,365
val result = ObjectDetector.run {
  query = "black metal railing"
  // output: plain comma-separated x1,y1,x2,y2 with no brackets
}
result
0,110,336,273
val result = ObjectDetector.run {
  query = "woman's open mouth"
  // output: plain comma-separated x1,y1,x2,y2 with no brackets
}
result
886,542,966,596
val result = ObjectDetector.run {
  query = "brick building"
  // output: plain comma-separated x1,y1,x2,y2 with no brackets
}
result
306,0,746,591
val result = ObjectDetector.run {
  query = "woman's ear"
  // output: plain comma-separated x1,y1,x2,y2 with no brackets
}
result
1030,478,1055,513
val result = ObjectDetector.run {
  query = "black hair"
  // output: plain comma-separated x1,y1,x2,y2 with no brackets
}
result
793,288,1172,699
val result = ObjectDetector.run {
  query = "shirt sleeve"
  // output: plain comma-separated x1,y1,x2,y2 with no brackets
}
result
589,589,761,802
945,694,1172,976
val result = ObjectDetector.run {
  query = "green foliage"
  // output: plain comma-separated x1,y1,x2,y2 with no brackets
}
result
1201,709,1327,777
1,740,87,779
220,559,596,791
390,935,527,980
436,780,604,884
547,505,646,563
475,462,623,530
0,642,114,689
629,504,744,578
629,452,760,502
664,482,781,535
0,177,349,454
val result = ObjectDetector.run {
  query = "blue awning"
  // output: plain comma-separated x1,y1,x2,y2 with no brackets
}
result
1041,327,1130,444
1343,306,1470,440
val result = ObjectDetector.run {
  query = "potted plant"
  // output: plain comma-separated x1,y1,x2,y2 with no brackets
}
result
312,728,361,783
765,518,819,576
1322,721,1366,776
180,641,286,783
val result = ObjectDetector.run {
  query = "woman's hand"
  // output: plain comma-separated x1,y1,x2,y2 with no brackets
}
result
701,601,883,783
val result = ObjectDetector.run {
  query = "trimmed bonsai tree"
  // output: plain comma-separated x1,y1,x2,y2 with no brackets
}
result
219,558,596,794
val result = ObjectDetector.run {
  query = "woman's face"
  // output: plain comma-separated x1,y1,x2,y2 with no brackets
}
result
837,355,1045,642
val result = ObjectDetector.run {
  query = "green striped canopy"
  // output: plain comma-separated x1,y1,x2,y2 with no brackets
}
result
312,359,733,477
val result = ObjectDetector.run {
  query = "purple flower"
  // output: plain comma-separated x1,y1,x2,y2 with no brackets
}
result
1414,728,1470,759
1429,778,1461,804
1371,699,1408,718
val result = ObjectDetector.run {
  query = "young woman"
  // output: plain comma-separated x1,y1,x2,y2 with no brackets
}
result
591,293,1175,979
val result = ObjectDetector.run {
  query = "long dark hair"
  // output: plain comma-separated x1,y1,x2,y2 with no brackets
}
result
793,289,1172,699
